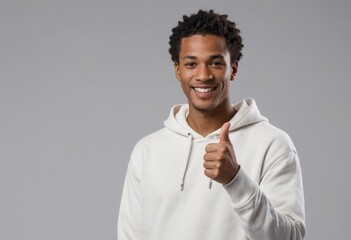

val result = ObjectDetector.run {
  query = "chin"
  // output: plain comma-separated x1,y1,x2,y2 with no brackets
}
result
192,103,216,113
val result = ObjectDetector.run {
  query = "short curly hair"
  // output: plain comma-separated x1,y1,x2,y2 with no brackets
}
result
169,9,243,64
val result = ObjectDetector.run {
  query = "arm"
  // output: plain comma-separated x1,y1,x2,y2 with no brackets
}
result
224,150,306,240
204,123,305,239
118,159,143,240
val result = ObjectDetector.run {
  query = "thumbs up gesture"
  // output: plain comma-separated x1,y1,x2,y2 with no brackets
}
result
204,122,240,185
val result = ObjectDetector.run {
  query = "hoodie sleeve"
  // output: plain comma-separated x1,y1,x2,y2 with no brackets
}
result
118,154,143,240
223,150,306,240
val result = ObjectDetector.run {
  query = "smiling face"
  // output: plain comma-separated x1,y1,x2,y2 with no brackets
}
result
174,34,237,114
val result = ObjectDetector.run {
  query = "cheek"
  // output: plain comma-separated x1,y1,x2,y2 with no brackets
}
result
180,81,189,95
219,79,230,93
178,72,192,90
179,67,194,79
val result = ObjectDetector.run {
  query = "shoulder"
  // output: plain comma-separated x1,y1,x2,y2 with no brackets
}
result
136,127,173,147
130,127,173,157
256,122,300,173
259,121,295,149
242,120,297,161
243,121,302,182
251,121,295,150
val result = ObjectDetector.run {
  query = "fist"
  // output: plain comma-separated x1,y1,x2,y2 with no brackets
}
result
203,122,240,185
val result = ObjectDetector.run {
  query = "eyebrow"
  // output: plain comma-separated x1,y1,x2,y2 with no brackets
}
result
182,55,196,60
209,54,225,60
181,54,225,60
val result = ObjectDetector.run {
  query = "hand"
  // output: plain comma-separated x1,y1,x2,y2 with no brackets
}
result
203,122,240,185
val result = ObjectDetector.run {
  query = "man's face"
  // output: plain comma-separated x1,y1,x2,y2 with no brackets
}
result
174,34,237,113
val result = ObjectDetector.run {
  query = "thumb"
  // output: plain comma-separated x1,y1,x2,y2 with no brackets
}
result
219,122,231,143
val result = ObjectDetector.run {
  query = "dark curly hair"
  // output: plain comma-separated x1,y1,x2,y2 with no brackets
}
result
169,10,243,64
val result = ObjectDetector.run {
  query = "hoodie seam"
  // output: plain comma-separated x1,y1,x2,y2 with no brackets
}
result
268,149,297,170
260,149,297,183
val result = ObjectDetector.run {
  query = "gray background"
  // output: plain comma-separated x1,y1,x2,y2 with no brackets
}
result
1,0,350,239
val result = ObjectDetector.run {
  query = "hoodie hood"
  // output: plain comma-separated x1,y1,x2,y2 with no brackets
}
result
164,98,267,136
163,98,268,191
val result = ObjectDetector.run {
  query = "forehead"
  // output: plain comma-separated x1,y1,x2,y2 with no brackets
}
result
179,34,229,57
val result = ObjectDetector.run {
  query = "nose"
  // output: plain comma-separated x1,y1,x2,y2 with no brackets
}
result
195,64,213,81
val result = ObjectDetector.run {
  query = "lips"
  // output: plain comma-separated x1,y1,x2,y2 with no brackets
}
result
192,87,217,93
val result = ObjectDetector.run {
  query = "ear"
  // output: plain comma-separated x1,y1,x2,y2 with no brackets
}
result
230,61,238,81
174,63,180,81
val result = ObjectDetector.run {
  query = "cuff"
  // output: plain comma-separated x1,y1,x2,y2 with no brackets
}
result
223,168,258,208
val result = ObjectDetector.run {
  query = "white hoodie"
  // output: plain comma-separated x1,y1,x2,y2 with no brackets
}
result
118,99,306,240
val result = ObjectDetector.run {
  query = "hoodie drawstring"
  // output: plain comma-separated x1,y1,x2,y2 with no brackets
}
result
209,179,212,189
180,133,192,191
180,133,214,191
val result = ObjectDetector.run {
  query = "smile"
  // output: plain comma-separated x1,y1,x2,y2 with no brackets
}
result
193,87,217,93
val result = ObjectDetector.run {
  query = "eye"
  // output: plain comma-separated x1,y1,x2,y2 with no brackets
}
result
210,61,224,68
184,62,197,68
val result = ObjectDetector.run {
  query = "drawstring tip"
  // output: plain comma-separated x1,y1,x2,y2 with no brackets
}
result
208,180,212,189
180,184,184,191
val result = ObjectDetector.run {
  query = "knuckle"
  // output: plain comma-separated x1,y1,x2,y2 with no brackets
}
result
205,144,214,152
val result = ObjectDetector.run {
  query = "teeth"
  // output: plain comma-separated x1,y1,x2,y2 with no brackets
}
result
194,87,215,93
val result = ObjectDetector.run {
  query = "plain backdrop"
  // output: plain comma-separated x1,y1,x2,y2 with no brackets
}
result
1,0,350,239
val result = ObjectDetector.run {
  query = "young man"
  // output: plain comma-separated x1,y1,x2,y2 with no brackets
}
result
118,10,306,240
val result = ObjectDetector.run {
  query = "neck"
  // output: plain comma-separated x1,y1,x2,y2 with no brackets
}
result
187,102,235,137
